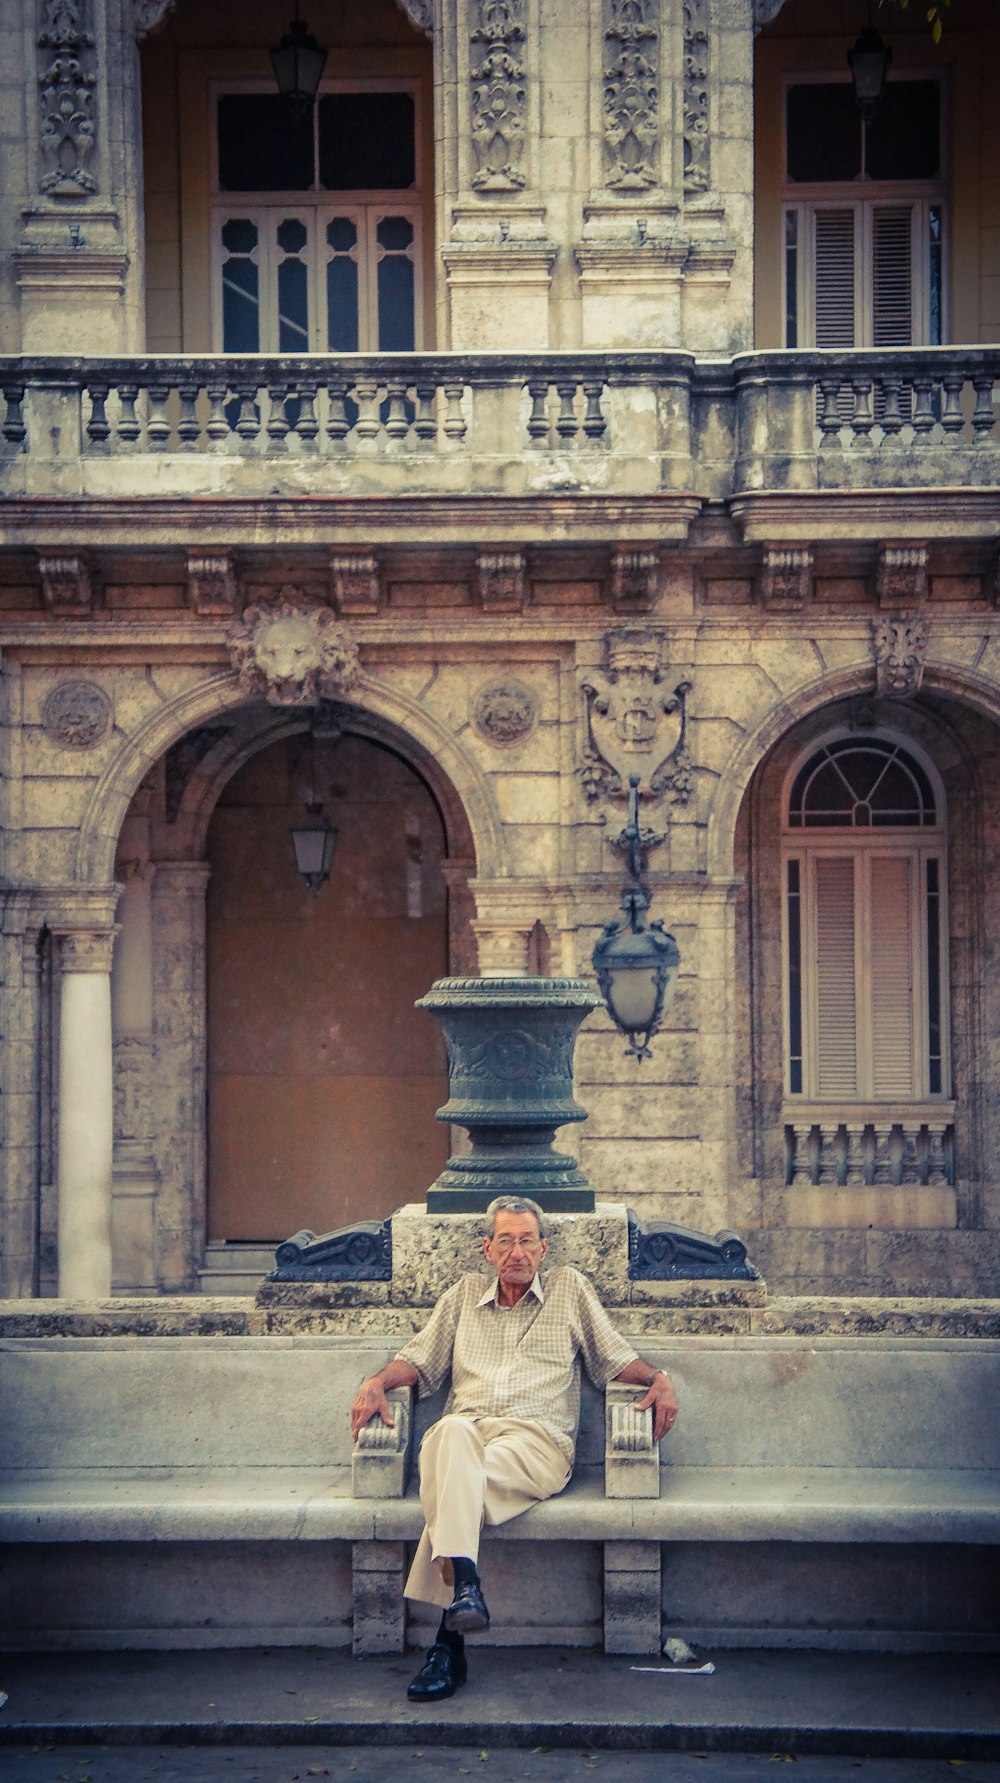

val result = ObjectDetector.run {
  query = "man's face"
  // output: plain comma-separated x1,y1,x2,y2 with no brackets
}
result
482,1210,547,1290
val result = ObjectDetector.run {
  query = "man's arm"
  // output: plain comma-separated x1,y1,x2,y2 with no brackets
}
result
350,1358,419,1443
613,1357,679,1443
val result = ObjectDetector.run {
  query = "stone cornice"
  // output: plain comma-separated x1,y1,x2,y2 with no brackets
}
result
730,490,1000,544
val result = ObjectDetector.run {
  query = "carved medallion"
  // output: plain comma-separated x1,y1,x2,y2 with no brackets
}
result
43,679,111,749
580,628,692,804
227,586,360,708
472,678,537,747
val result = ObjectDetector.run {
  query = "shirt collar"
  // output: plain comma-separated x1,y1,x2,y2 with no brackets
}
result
477,1270,545,1308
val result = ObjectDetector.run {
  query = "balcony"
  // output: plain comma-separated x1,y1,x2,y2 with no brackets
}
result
0,348,998,549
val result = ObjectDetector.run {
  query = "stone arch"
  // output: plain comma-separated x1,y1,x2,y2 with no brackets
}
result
75,670,503,884
704,660,1000,881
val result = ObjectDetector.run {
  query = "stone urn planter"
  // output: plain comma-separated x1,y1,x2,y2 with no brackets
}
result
415,975,600,1212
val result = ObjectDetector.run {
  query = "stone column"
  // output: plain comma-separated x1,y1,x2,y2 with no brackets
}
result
55,927,116,1298
0,902,45,1297
111,857,158,1291
151,862,210,1290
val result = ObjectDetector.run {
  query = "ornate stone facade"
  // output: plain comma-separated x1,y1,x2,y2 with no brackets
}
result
603,0,659,191
469,0,527,191
37,0,98,198
580,629,692,806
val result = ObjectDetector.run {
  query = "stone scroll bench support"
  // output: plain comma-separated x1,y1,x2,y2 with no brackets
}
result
350,1383,658,1655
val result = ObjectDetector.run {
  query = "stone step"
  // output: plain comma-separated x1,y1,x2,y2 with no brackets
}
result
197,1244,274,1295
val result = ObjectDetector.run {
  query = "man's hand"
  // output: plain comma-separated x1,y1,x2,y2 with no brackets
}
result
350,1375,396,1443
634,1372,678,1443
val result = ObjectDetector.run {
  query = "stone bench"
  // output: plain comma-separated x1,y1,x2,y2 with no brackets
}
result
2,1332,999,1656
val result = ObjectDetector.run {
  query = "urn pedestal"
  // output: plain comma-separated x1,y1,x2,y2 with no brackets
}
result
415,975,601,1212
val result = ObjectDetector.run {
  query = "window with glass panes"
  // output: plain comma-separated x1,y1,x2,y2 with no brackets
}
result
782,736,949,1103
782,77,945,348
212,87,421,352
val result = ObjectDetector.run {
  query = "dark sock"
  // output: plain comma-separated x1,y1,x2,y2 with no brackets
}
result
449,1556,480,1592
435,1613,464,1653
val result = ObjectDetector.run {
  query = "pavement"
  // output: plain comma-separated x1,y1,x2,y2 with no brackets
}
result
0,1647,998,1766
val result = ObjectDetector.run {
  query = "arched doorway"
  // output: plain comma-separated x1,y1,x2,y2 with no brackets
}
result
205,726,451,1242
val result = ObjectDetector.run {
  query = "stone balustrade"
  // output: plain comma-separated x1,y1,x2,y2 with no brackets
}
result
784,1105,956,1189
0,349,997,516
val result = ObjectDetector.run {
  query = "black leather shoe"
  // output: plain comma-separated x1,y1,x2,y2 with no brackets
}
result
443,1578,491,1635
407,1640,468,1702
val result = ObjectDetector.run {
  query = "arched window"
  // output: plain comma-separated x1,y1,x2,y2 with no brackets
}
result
782,734,948,1104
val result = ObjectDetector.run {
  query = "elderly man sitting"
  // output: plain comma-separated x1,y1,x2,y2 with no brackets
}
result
350,1193,678,1702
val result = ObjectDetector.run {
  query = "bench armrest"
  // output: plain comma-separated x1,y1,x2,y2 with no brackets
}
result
604,1381,659,1500
351,1386,414,1499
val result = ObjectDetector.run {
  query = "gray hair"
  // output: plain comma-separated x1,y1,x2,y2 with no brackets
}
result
484,1195,546,1239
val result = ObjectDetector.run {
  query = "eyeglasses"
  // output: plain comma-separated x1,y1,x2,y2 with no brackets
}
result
491,1234,543,1254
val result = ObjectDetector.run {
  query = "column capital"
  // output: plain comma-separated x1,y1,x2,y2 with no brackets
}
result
56,928,117,973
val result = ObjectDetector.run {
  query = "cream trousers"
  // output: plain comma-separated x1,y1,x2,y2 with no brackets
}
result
403,1412,571,1609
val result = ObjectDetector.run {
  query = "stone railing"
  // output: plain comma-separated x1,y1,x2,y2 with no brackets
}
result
0,348,997,508
783,1104,956,1188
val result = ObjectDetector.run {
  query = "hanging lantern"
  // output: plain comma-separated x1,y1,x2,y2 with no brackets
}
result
270,15,328,121
290,804,337,893
848,24,892,122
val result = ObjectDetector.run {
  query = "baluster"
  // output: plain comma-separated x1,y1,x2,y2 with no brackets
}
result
790,1123,815,1186
413,380,437,446
582,378,607,442
86,382,111,450
872,1122,894,1185
940,372,965,437
850,376,874,448
2,383,27,447
146,382,172,451
555,380,579,443
816,1123,839,1184
177,380,201,451
206,381,230,452
899,1125,922,1185
353,376,381,445
971,374,995,440
911,374,936,442
266,381,290,453
234,381,261,445
383,377,410,445
442,381,467,443
526,378,550,445
325,377,351,446
116,383,140,449
817,376,843,445
879,371,904,442
295,378,318,448
844,1122,866,1185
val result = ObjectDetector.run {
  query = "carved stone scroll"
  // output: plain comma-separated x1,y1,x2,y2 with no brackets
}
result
759,546,813,611
627,1213,760,1281
38,552,93,613
872,614,930,699
477,550,526,613
610,546,658,614
876,543,929,609
134,0,176,38
186,554,239,617
392,0,433,34
227,586,360,707
331,553,382,616
682,0,710,196
580,627,692,805
603,0,659,191
38,0,98,198
470,0,527,192
267,1220,393,1281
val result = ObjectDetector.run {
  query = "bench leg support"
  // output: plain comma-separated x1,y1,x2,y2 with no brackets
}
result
604,1540,661,1656
352,1540,407,1656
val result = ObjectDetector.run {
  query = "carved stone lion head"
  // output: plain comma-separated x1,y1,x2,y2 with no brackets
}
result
227,587,360,707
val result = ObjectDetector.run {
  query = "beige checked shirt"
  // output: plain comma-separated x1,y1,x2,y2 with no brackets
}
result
395,1266,638,1464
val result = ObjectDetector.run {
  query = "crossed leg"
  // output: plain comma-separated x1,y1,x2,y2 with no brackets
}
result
403,1412,571,1609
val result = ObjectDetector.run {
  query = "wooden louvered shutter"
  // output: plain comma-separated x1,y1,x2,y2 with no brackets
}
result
868,855,915,1097
871,206,913,347
814,856,858,1097
813,208,856,348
